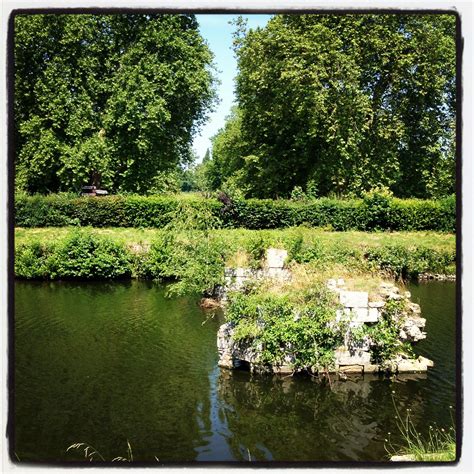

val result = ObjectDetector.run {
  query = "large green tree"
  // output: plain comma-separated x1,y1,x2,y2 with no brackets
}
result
14,13,216,193
212,14,455,198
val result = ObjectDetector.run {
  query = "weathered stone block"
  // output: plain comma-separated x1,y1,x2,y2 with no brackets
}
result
368,301,385,308
408,302,421,314
347,335,370,351
367,307,380,322
388,293,403,301
265,267,291,280
397,358,428,373
335,348,371,366
273,364,294,374
363,364,380,373
218,353,234,369
417,355,434,367
266,248,287,268
346,307,379,323
351,307,368,321
338,365,364,374
400,316,427,342
339,290,368,308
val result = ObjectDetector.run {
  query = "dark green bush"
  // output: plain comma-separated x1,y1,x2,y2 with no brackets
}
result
15,231,132,280
365,245,455,279
15,241,55,278
15,193,455,232
361,189,393,231
51,232,132,279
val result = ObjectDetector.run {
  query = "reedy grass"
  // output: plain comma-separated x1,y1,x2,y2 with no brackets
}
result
66,440,139,462
386,396,456,462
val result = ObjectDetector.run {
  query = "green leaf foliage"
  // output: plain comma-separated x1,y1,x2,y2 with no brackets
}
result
14,13,216,194
15,230,132,279
226,287,344,370
350,299,410,364
15,193,455,232
208,14,455,199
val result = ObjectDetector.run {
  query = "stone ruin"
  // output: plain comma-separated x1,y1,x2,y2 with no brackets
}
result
217,249,434,376
218,248,291,300
327,278,431,374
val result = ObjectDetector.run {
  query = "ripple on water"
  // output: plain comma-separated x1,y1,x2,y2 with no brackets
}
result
14,280,456,462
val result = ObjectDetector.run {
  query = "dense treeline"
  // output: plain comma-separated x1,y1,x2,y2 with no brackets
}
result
14,13,456,201
14,13,215,194
203,14,456,199
15,193,455,232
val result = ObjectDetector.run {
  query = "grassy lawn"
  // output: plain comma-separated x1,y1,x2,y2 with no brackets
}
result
15,226,455,252
14,226,456,283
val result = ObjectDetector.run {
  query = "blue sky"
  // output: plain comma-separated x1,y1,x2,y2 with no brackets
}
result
192,14,272,161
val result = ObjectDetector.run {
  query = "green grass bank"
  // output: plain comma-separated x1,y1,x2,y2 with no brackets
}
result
15,227,456,294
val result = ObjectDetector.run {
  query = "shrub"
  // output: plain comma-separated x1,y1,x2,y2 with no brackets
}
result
365,245,455,279
226,286,344,371
245,234,270,270
361,188,393,231
351,299,409,364
50,231,132,279
15,241,54,279
156,232,227,297
139,202,228,295
15,193,455,232
16,231,132,280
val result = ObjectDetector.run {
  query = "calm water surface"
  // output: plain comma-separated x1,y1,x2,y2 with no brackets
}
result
14,280,456,462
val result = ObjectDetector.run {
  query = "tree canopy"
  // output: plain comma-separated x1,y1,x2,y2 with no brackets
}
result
208,14,456,199
14,13,216,194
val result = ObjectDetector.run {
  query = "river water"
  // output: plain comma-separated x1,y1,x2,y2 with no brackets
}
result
13,280,457,463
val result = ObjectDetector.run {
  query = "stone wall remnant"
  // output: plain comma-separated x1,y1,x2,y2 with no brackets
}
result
217,272,433,376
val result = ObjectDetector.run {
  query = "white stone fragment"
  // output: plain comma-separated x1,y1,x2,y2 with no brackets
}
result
367,307,380,322
418,355,434,367
351,307,368,321
266,248,287,268
339,290,369,308
408,302,421,314
265,267,291,280
397,358,428,373
368,301,385,308
388,293,403,301
337,278,345,286
335,348,371,366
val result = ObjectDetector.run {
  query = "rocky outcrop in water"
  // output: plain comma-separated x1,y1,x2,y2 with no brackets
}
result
217,252,433,375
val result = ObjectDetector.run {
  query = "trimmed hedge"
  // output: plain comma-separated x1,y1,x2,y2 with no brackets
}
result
14,193,456,232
